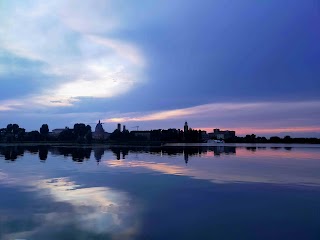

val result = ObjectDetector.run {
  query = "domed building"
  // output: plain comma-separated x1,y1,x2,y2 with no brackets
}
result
92,120,110,140
95,120,104,133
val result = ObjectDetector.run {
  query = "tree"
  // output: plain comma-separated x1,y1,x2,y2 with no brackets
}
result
283,135,292,143
40,124,49,141
5,124,21,142
40,124,49,135
74,123,87,142
58,128,75,141
0,128,6,142
27,131,41,141
85,125,92,143
12,124,20,135
17,128,26,141
6,124,13,133
110,129,122,140
269,136,281,143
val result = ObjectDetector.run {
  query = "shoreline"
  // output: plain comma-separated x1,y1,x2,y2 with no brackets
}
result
1,142,320,148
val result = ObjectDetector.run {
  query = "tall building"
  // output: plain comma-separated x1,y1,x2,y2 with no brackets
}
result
117,123,121,132
183,121,189,141
184,121,189,132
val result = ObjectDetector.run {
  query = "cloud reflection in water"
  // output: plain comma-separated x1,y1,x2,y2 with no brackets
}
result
0,175,139,240
105,149,320,187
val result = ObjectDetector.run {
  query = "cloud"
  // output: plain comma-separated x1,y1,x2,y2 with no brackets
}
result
233,127,320,136
0,100,24,111
0,0,146,109
103,101,320,122
1,99,319,136
102,101,320,135
89,35,145,67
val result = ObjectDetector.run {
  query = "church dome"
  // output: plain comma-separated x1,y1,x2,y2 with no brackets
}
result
95,120,105,134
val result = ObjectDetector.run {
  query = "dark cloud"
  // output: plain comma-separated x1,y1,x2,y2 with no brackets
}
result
0,0,319,135
0,51,52,100
106,0,320,112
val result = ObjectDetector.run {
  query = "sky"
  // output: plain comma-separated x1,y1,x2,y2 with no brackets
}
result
0,0,319,137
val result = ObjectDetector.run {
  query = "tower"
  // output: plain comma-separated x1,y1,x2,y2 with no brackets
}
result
184,121,189,133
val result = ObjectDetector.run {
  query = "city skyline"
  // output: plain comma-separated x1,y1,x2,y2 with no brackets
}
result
1,1,319,137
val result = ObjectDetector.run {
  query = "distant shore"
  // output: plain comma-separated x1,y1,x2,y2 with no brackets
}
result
1,141,320,148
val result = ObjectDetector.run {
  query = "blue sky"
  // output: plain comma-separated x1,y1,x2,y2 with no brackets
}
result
0,0,319,136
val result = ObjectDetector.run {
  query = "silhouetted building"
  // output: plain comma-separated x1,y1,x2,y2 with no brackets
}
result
183,122,189,141
201,131,209,141
184,122,189,132
208,129,236,140
92,120,110,140
131,131,151,140
184,151,189,164
50,128,65,136
117,123,121,132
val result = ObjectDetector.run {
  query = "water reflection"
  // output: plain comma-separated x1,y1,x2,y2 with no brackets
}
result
1,144,320,239
52,147,92,162
0,145,24,161
2,144,320,164
34,177,136,234
94,147,105,163
110,147,129,160
39,146,48,161
0,145,237,162
0,176,138,240
1,145,320,186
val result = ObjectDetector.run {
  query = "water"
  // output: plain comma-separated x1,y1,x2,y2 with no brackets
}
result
0,144,320,240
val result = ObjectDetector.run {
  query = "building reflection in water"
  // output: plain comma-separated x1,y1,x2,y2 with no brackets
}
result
2,145,313,163
94,147,105,164
110,147,129,160
51,147,92,162
2,145,314,164
0,145,237,163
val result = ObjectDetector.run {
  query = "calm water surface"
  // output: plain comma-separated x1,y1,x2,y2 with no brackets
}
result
0,144,320,239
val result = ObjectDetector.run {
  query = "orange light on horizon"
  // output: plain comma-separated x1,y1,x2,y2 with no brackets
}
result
199,126,320,136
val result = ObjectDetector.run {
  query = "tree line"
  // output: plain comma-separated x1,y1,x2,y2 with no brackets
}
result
0,123,92,143
109,128,205,142
1,123,319,144
0,123,45,142
225,134,320,144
